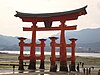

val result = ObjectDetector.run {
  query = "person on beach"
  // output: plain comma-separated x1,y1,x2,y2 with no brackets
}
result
69,64,71,72
76,63,79,72
55,64,57,72
98,69,100,75
89,68,91,74
82,63,84,68
25,62,26,65
13,65,15,72
79,62,82,65
91,66,94,69
86,68,88,75
83,68,85,74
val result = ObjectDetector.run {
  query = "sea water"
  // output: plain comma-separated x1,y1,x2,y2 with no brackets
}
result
0,50,100,58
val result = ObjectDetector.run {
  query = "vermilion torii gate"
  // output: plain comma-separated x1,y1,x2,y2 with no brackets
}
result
15,6,87,72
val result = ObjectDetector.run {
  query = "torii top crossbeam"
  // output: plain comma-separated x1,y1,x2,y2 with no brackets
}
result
15,6,87,28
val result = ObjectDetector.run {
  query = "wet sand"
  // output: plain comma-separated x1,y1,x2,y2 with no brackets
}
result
0,68,99,75
0,53,100,75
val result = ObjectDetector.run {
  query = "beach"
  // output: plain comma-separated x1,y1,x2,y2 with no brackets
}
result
0,53,100,75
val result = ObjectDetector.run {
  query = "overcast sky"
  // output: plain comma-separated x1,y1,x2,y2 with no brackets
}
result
0,0,100,39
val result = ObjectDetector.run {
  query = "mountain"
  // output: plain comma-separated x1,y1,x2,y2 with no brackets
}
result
0,28,100,52
0,35,30,50
53,28,100,43
52,28,100,52
0,35,18,46
68,28,100,44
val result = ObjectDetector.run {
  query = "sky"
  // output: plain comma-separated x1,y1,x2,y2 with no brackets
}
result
0,0,100,39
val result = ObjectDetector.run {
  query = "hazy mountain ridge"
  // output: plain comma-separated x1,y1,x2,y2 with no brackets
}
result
74,28,100,43
0,28,100,52
0,35,18,46
0,35,30,50
54,28,100,52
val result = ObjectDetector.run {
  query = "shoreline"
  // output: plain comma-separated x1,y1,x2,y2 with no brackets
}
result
0,51,100,58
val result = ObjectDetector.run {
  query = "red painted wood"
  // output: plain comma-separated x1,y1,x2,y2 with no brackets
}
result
23,25,77,31
39,39,46,60
30,24,37,59
18,37,26,59
49,37,58,64
69,38,77,62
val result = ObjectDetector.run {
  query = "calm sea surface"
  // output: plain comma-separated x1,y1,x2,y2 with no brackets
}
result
0,50,100,58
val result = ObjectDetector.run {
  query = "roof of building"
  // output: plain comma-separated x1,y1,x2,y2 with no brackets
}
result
14,6,87,18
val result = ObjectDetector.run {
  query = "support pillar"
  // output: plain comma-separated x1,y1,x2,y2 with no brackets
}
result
59,21,68,72
39,39,46,69
28,60,36,70
18,37,26,70
49,37,58,72
69,38,77,71
19,60,24,70
28,22,37,70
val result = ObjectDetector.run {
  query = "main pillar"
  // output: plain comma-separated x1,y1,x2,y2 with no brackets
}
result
69,38,77,71
59,21,68,72
18,37,26,70
28,22,37,70
49,37,58,72
39,39,46,69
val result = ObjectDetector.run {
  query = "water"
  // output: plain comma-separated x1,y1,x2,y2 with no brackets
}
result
0,50,100,58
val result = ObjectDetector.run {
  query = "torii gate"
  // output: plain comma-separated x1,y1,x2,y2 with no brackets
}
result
15,6,87,72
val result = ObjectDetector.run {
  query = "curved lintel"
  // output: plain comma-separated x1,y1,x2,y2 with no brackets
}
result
14,6,87,22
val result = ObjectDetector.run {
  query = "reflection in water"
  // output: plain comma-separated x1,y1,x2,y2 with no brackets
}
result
19,70,24,73
38,73,50,75
38,70,50,75
18,69,50,75
18,69,94,75
28,70,35,73
19,70,36,74
39,70,44,75
68,72,81,75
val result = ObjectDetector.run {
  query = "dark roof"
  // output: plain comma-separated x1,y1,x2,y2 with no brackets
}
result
14,6,87,18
